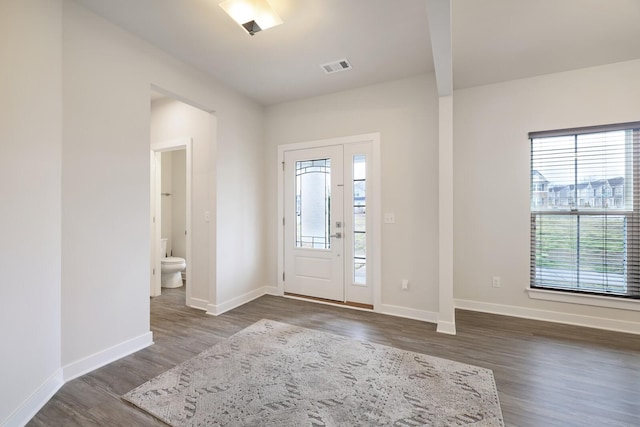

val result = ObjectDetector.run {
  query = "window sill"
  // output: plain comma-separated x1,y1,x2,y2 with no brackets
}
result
527,288,640,312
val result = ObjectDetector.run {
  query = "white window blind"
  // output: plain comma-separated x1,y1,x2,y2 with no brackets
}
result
530,122,640,299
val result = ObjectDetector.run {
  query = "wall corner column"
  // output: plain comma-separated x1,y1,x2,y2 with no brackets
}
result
426,0,456,334
437,94,456,335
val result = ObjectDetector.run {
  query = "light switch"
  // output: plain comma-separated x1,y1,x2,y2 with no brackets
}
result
204,211,210,223
384,212,395,224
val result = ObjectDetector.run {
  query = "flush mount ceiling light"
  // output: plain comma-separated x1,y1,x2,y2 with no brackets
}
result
219,0,283,36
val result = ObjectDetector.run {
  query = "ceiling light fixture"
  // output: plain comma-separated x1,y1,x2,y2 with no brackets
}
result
219,0,283,36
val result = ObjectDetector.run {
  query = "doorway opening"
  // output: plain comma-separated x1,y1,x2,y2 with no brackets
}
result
149,87,217,311
277,133,381,310
150,139,192,304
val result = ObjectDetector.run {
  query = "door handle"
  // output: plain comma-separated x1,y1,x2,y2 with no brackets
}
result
330,232,342,239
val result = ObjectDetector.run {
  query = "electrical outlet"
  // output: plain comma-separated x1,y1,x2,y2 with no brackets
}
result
492,276,501,288
384,212,395,224
401,279,409,290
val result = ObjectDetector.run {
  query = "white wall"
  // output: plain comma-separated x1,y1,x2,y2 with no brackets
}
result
61,0,265,368
0,0,63,424
454,60,640,331
215,100,267,306
151,100,212,302
265,74,440,314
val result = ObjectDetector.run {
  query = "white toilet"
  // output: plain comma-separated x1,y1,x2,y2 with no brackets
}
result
160,238,186,288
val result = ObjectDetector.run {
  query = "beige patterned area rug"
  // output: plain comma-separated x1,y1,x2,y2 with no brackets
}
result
123,319,504,426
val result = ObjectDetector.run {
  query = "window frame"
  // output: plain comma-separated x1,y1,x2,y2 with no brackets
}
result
530,121,640,301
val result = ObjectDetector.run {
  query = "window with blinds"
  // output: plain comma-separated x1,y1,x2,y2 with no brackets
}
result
530,122,640,299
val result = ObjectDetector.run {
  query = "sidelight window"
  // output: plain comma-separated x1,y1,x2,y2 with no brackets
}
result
353,155,366,285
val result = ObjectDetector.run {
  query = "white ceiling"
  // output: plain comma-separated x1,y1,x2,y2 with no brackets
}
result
75,0,640,106
75,0,433,105
453,0,640,89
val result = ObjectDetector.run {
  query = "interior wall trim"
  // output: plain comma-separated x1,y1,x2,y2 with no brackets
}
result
526,288,640,312
264,286,279,296
377,303,438,324
455,299,640,335
189,297,209,311
206,286,271,316
2,369,63,427
436,320,457,335
62,332,154,383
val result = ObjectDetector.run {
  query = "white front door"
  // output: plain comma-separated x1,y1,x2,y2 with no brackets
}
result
283,142,374,305
284,145,344,301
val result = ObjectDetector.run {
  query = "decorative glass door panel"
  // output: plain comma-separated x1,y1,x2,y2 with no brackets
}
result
296,159,331,249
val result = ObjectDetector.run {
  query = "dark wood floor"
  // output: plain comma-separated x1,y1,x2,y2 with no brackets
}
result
29,287,640,426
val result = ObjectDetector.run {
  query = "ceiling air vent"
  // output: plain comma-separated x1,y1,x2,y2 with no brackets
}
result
321,59,352,74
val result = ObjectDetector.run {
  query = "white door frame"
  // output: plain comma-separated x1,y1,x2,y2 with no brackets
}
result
150,138,193,306
277,133,381,310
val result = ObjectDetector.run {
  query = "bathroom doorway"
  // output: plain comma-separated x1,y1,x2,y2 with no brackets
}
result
150,139,192,303
149,87,217,311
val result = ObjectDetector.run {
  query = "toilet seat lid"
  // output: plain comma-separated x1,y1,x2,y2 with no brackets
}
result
162,256,185,265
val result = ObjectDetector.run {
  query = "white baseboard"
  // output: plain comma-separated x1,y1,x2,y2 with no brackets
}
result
436,321,457,335
377,304,438,324
62,332,154,382
189,297,208,311
2,369,63,427
206,286,270,316
264,286,279,296
455,299,640,335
